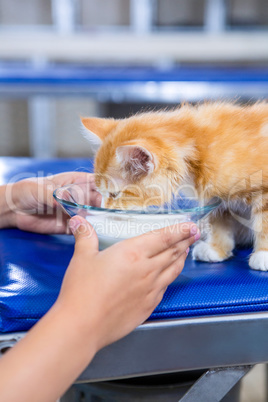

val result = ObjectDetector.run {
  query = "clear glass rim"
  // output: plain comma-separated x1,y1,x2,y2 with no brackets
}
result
53,185,222,215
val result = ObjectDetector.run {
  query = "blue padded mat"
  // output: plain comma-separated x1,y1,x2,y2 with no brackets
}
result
1,157,268,333
0,229,74,333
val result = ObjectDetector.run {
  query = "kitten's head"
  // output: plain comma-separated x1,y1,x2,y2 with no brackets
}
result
81,112,193,209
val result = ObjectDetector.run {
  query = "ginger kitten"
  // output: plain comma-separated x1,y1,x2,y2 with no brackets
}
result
81,102,268,271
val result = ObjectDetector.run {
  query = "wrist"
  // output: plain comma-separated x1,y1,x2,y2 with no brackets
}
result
52,297,100,357
0,295,100,402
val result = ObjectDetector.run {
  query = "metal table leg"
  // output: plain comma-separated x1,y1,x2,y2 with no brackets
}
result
60,367,251,402
179,365,253,402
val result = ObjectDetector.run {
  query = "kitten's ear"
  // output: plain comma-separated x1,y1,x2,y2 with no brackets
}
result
116,145,156,178
81,117,117,153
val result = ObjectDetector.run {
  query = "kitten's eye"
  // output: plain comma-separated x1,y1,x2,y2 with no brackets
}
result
109,191,120,199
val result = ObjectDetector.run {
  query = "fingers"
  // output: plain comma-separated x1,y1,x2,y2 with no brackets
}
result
143,231,198,306
129,222,200,258
146,252,188,310
69,215,99,254
50,173,102,209
158,252,188,292
49,172,96,188
90,191,102,207
152,233,197,273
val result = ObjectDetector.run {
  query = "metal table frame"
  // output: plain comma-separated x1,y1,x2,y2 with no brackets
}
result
2,311,268,400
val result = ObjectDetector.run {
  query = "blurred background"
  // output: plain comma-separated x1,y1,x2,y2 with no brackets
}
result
0,0,267,159
0,2,268,400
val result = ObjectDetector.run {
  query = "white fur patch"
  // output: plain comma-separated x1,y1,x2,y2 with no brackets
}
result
249,251,268,271
192,241,231,262
178,173,197,198
260,122,268,137
116,145,155,176
81,123,102,153
223,150,234,164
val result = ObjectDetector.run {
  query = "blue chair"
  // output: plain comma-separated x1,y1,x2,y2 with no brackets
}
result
1,157,268,401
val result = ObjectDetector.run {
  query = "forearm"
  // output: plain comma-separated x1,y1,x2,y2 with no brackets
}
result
0,301,99,402
0,185,16,229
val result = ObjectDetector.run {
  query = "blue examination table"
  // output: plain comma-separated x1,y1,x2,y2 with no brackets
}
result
1,157,268,401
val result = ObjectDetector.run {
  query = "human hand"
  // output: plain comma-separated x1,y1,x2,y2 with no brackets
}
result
56,216,200,352
0,215,199,402
2,172,101,233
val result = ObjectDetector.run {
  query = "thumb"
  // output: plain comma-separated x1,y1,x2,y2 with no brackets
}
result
69,215,99,252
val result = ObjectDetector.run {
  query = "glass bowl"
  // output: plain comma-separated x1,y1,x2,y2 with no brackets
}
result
53,183,222,249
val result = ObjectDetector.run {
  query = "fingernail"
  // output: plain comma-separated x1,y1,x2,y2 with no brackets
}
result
194,231,201,241
69,217,81,234
190,225,198,235
186,247,190,255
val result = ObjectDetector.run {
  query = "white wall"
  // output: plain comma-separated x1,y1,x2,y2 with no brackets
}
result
0,0,51,25
0,98,100,157
0,100,29,156
81,0,130,27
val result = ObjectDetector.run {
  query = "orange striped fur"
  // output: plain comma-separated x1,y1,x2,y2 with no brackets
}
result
82,102,268,270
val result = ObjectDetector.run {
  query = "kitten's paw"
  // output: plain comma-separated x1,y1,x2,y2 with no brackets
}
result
249,251,268,271
192,241,232,263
